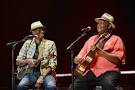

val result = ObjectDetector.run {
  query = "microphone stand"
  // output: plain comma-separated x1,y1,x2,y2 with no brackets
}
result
6,36,30,90
67,31,88,90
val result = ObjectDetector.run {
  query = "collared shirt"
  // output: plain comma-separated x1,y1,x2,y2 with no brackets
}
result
16,38,57,75
77,35,125,77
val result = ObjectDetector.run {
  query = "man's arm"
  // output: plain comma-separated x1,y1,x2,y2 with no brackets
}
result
96,48,122,66
35,41,57,88
16,41,28,66
96,36,125,66
16,59,37,67
16,40,37,67
16,59,28,66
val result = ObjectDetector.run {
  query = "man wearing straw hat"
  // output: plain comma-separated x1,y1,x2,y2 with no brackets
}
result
69,13,126,90
16,21,57,90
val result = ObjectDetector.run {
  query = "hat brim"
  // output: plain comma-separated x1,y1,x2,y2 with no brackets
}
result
30,26,46,31
95,18,115,29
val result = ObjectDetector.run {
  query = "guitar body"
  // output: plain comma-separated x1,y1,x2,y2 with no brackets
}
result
17,58,44,80
74,50,94,77
17,66,28,80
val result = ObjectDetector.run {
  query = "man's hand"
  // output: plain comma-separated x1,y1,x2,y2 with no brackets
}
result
35,76,44,88
74,56,82,64
90,45,102,53
27,59,37,68
95,45,103,54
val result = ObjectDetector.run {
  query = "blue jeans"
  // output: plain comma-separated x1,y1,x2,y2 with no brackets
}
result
69,70,121,90
16,71,56,90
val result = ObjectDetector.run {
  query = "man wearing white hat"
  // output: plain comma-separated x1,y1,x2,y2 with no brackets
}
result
16,21,57,90
69,13,126,90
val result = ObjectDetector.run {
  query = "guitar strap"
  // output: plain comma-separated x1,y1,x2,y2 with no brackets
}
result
97,34,111,49
86,33,111,58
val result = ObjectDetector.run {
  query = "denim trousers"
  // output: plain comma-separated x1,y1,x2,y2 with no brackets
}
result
16,71,56,90
69,70,121,90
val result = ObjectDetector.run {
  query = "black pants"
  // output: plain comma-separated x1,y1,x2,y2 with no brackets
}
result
69,70,121,90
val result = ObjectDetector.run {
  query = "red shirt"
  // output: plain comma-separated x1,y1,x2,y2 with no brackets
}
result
77,35,126,77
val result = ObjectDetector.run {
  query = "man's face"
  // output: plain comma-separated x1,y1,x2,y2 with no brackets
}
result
97,20,110,34
31,28,44,39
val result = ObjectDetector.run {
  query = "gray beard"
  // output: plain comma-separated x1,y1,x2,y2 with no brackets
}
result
97,28,102,33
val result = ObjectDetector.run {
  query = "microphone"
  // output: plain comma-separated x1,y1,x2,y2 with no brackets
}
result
81,26,91,32
25,35,38,39
27,35,38,38
23,35,38,41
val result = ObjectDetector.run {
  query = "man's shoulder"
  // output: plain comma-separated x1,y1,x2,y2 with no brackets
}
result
111,35,122,40
43,39,54,43
88,34,98,40
91,34,98,38
42,39,55,45
24,39,33,44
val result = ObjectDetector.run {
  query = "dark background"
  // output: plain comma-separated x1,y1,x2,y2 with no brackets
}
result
1,0,135,89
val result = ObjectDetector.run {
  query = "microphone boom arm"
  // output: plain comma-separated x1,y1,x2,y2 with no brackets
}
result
6,35,36,46
67,26,91,50
66,32,86,50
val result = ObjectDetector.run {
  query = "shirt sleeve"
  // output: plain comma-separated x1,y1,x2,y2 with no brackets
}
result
48,41,57,70
77,41,89,59
77,36,96,59
112,36,126,64
16,41,28,61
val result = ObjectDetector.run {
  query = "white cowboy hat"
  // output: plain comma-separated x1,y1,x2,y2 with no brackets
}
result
95,13,115,29
30,21,46,31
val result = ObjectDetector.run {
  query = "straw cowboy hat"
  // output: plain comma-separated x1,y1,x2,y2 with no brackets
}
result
30,21,46,31
95,13,115,29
